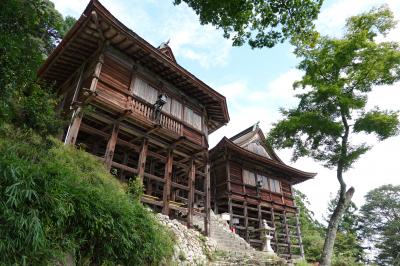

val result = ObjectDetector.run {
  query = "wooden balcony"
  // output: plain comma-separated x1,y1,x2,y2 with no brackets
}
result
89,77,207,148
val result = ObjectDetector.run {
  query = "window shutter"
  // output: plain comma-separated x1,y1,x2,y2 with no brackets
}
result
133,78,158,103
171,99,182,119
184,107,193,125
192,112,202,130
243,169,256,186
261,175,269,190
163,97,172,114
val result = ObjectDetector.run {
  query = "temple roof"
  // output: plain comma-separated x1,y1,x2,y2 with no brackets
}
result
211,124,317,184
37,0,229,133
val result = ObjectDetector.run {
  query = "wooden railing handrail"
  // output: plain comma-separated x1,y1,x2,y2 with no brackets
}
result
97,77,205,138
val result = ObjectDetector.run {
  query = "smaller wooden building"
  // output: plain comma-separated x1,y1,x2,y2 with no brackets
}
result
210,124,316,259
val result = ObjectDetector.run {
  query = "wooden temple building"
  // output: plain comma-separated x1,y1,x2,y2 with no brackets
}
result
210,123,316,259
38,0,229,235
38,0,316,259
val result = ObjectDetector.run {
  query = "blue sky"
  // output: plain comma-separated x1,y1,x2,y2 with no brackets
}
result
53,0,400,221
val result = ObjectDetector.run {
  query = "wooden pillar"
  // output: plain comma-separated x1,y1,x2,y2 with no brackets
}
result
244,202,249,242
226,159,233,228
283,210,292,259
162,150,173,215
120,151,129,180
228,198,233,228
296,208,305,258
147,158,155,195
104,123,119,170
257,203,263,244
64,107,83,145
271,208,278,252
138,138,148,183
89,53,104,94
204,163,211,236
187,159,195,228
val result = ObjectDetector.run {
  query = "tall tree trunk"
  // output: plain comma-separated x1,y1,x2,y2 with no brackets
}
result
320,185,354,265
320,109,355,265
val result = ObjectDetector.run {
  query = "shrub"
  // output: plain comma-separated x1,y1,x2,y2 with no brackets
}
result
0,124,175,265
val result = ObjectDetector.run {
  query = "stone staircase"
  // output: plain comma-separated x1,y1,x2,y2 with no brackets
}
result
209,250,287,266
193,211,288,265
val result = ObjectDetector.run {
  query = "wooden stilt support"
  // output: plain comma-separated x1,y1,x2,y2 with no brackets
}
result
162,149,173,215
204,163,211,236
120,151,129,180
64,107,83,145
187,158,195,228
283,210,292,259
271,208,278,252
225,160,233,228
296,208,305,258
137,138,148,183
228,197,233,228
147,158,155,195
104,123,119,170
244,202,249,241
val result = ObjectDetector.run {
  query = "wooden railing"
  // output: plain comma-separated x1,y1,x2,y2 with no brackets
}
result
130,95,183,135
95,77,201,144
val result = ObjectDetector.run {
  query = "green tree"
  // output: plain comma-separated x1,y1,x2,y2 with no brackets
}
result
0,0,75,134
174,0,323,48
268,6,400,265
294,189,325,262
360,185,400,266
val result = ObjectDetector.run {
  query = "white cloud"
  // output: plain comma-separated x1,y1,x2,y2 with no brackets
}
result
52,0,232,68
317,0,400,38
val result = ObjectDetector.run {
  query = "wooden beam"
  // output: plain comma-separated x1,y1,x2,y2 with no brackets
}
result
295,208,305,258
271,208,278,252
64,107,83,145
283,210,292,259
137,138,149,183
89,53,104,94
244,202,249,242
187,159,195,228
104,123,119,170
204,163,211,236
162,150,173,215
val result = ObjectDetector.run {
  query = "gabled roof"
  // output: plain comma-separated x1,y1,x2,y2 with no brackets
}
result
211,124,316,184
158,42,176,63
230,122,283,163
37,0,229,133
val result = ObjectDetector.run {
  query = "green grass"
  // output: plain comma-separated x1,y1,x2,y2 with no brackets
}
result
0,124,175,265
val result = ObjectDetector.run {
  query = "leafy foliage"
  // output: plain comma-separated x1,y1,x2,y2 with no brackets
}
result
294,190,325,262
360,185,400,265
0,0,75,135
268,7,400,264
0,124,175,265
174,0,323,48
